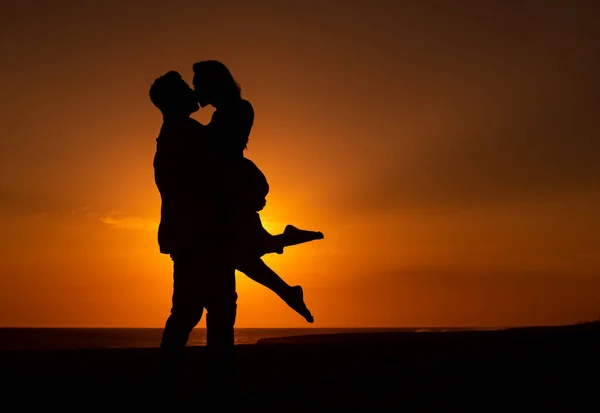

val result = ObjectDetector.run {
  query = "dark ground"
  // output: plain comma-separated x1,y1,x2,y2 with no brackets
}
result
1,322,598,412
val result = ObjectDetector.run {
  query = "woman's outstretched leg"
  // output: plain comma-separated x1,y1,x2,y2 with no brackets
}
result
248,212,323,256
277,225,324,247
236,258,314,323
259,225,324,257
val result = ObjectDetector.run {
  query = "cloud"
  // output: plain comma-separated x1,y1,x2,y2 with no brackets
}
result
0,184,102,220
99,214,158,231
0,188,157,232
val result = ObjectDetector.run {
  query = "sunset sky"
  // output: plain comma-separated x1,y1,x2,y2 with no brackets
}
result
1,0,599,328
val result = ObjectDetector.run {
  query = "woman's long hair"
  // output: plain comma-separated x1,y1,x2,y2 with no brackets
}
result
192,60,241,103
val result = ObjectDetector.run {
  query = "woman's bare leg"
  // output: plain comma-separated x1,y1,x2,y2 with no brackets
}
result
259,225,324,257
277,225,324,248
236,258,314,323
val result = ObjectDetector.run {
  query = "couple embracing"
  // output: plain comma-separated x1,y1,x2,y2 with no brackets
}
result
150,61,323,391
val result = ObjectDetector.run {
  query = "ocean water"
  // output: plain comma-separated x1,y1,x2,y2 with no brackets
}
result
0,327,471,351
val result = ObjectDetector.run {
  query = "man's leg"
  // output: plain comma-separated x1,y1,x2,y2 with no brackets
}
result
159,252,205,389
204,261,238,404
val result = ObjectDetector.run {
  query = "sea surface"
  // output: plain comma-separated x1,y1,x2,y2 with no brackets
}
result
0,327,480,351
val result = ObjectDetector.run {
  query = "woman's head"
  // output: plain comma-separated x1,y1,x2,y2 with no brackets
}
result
192,60,241,107
149,71,199,117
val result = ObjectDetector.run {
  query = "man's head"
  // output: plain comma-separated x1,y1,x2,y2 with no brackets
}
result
149,71,199,118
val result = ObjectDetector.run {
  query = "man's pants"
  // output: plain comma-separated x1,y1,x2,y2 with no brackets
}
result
159,249,237,394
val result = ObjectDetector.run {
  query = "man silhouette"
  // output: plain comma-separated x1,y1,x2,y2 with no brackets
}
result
150,71,237,401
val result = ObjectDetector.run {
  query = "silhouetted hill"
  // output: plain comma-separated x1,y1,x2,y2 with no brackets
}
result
256,320,600,345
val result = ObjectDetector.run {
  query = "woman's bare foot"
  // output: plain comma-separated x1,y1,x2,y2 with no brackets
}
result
282,225,324,248
284,285,314,323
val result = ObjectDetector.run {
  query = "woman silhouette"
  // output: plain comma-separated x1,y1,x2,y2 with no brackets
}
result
191,60,323,323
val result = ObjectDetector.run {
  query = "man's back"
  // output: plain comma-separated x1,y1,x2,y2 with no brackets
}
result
154,118,219,254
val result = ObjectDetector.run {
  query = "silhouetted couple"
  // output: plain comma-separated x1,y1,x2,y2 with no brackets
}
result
150,61,323,401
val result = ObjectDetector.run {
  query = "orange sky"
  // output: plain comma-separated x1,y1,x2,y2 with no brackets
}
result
1,1,599,328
